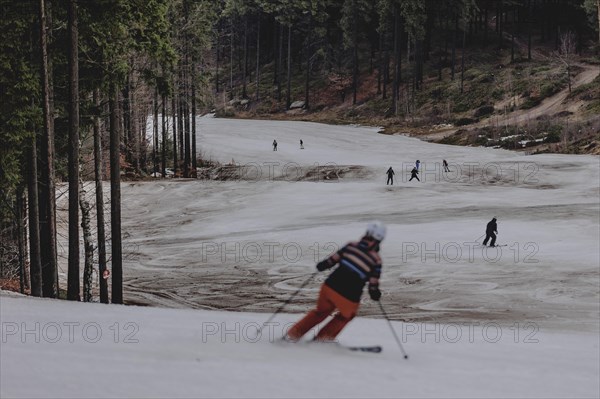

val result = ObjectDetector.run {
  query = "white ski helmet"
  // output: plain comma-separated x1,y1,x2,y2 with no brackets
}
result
366,221,386,242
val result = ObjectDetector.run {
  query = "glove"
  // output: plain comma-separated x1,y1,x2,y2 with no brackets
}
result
316,260,330,271
368,285,381,301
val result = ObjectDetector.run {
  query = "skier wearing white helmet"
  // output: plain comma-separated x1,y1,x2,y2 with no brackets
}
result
366,220,386,241
287,221,386,342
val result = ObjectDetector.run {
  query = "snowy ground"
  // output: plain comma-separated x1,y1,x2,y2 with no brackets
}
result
5,116,598,398
112,117,598,332
1,293,599,398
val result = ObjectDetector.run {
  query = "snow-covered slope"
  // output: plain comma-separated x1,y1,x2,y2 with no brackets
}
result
1,293,598,398
35,116,599,398
76,116,600,333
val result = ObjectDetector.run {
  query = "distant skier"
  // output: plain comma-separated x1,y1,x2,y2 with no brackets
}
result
386,166,395,185
483,217,498,247
443,159,450,172
300,139,304,149
415,160,421,171
286,221,386,342
409,167,420,182
273,140,278,151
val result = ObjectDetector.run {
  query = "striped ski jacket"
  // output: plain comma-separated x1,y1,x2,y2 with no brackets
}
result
321,239,382,303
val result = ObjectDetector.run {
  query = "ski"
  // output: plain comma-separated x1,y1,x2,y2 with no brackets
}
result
346,345,382,353
274,338,382,353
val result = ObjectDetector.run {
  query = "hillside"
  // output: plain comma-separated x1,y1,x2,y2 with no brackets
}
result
213,30,600,155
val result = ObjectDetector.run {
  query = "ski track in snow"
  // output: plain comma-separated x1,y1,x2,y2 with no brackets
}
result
54,117,600,333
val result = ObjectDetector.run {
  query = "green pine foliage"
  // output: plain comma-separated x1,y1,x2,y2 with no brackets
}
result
0,2,40,206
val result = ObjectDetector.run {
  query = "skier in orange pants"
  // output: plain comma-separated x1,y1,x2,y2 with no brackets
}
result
286,221,386,341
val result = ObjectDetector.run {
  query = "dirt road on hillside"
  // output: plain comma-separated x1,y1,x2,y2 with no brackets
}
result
421,63,599,142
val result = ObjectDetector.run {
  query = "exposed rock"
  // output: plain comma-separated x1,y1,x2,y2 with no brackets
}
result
290,100,305,109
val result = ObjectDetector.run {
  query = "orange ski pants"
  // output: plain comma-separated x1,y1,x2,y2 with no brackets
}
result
287,284,359,341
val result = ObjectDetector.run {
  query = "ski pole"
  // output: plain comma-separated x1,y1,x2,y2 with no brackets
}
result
255,271,318,338
474,233,485,243
378,301,409,359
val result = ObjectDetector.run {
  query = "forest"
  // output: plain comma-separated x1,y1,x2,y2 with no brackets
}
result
0,0,599,303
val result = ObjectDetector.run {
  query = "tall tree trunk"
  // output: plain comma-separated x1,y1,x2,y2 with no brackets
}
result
498,0,504,47
410,40,416,96
139,103,147,174
230,20,234,99
484,2,488,46
273,22,279,86
184,54,191,178
191,62,197,174
383,49,388,99
277,23,283,101
109,84,123,304
286,24,292,109
596,0,600,48
161,95,167,177
369,43,374,74
438,14,443,81
67,0,80,301
444,13,449,60
242,16,248,98
39,0,58,298
352,5,358,105
460,28,466,94
424,13,433,61
527,0,532,60
377,32,382,94
79,179,93,302
419,40,424,87
468,18,473,44
540,2,546,42
153,89,159,175
140,114,146,172
304,14,312,109
451,15,457,80
496,0,500,33
122,78,130,164
255,16,261,101
172,88,178,176
178,67,184,165
216,22,220,93
511,27,515,62
392,5,401,114
16,187,26,294
130,68,139,173
181,0,193,177
511,7,516,62
93,89,108,303
28,130,42,297
438,32,443,81
21,188,29,292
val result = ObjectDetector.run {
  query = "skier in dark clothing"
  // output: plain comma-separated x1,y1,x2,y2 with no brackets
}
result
409,167,420,182
386,166,395,185
483,217,498,247
443,159,450,172
300,139,304,149
273,140,278,151
286,221,386,342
